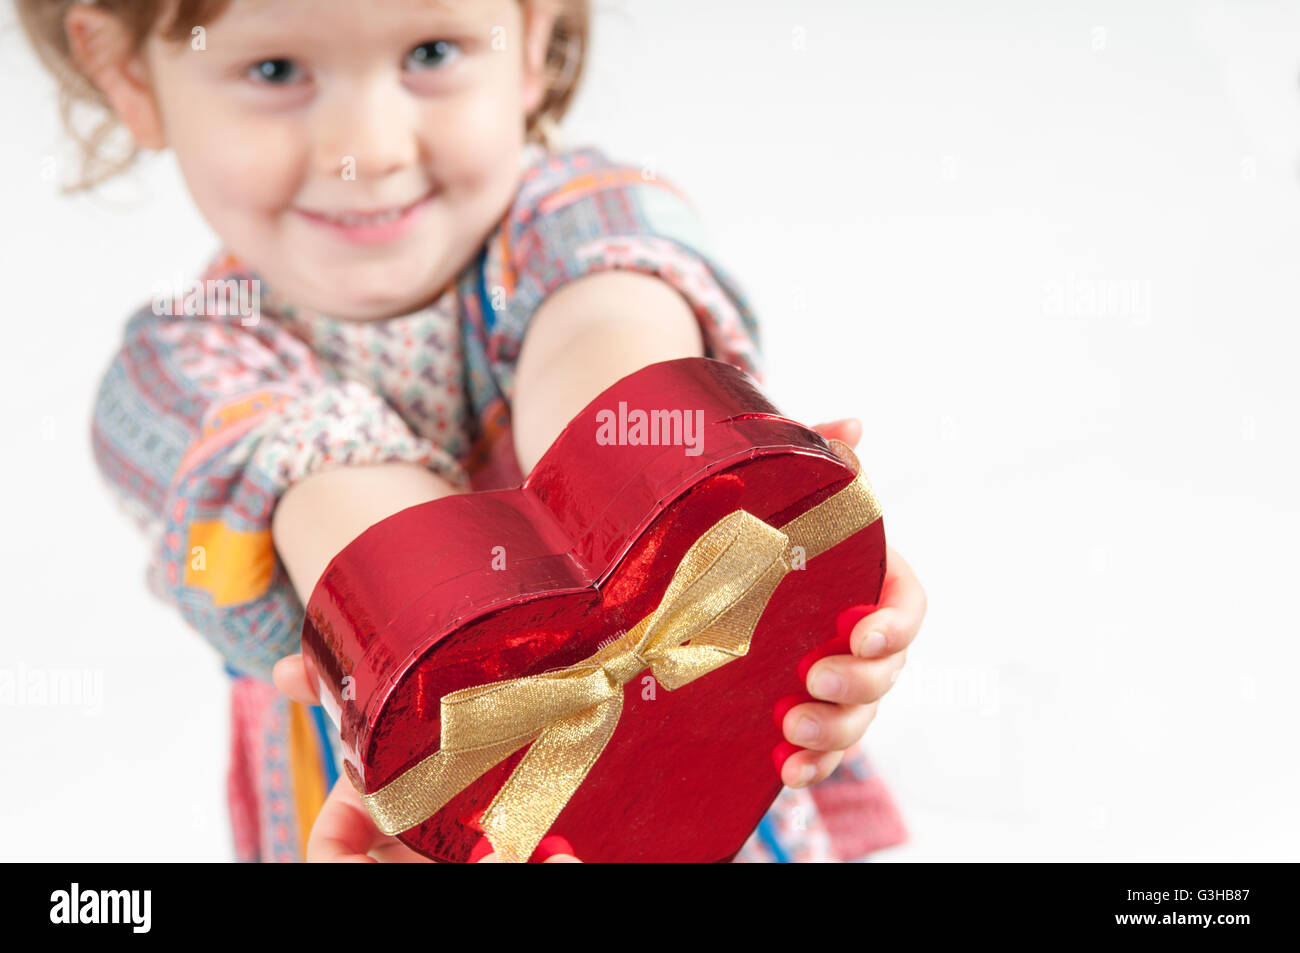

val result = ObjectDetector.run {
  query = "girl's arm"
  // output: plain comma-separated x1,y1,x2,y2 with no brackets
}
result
510,269,705,472
272,463,462,603
516,296,921,793
505,273,921,796
270,268,705,603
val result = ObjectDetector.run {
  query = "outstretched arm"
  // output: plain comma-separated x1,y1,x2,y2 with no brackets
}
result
272,462,462,604
509,270,706,471
269,268,705,604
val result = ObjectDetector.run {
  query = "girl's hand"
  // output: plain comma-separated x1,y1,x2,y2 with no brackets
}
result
774,418,927,789
305,772,435,863
272,656,581,862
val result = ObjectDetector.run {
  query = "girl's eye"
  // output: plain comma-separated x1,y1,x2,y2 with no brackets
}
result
405,40,460,71
248,58,303,84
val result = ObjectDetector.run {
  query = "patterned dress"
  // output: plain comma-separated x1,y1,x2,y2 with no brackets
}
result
90,144,908,862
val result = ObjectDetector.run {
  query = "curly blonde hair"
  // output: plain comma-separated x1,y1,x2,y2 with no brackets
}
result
16,0,589,190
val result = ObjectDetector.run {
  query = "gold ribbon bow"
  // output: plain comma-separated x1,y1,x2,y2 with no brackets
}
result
358,441,881,863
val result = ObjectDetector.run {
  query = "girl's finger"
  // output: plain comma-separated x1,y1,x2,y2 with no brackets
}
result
806,651,908,706
850,545,927,659
305,779,383,862
306,776,439,863
781,699,881,753
369,840,436,863
535,835,581,862
272,653,321,706
779,746,844,788
474,835,581,863
811,417,863,449
475,852,582,863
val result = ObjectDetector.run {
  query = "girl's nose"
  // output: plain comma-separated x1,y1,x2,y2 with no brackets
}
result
312,79,421,182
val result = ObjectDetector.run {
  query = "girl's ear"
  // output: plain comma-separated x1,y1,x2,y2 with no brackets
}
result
64,4,166,150
521,0,563,116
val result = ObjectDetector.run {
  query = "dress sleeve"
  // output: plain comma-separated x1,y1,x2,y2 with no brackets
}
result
479,147,764,405
91,305,467,681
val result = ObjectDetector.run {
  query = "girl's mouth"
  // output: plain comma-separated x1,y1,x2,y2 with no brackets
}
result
295,189,437,245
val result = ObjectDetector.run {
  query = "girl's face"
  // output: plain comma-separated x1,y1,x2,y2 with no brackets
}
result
139,0,551,320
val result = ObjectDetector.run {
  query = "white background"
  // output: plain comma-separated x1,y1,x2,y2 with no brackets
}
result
1,0,1297,861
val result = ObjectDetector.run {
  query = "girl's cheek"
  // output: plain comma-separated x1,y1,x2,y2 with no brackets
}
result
220,135,305,215
172,105,308,215
426,83,524,188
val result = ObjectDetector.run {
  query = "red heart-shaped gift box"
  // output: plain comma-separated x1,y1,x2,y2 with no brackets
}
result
301,357,885,862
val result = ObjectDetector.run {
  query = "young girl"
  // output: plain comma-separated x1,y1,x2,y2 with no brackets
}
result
19,0,926,862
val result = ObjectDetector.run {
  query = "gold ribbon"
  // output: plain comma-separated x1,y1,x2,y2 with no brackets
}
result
358,441,881,862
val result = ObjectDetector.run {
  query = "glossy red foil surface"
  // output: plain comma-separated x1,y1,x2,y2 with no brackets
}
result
301,358,887,862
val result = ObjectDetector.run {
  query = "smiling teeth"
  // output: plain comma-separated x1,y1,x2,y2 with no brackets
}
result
328,208,404,227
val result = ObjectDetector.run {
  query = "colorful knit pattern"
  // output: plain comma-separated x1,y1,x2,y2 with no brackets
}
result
90,145,906,863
